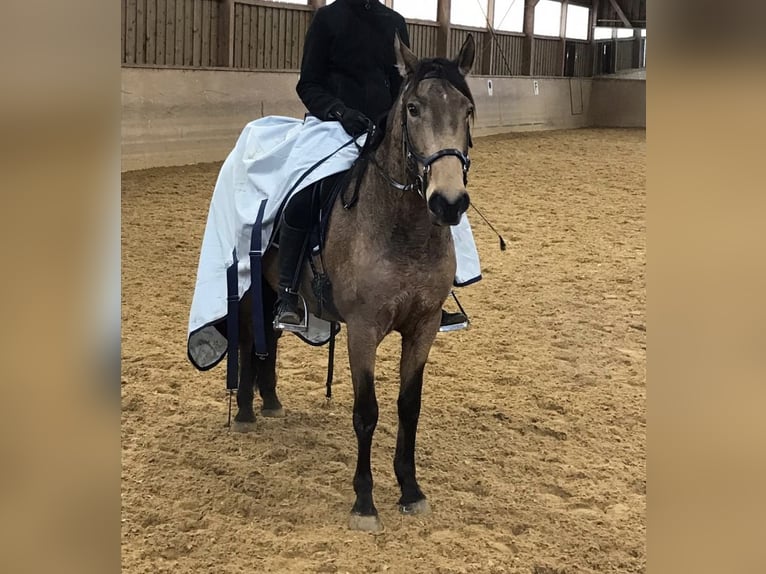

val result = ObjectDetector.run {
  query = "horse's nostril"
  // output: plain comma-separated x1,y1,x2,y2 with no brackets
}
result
427,193,447,217
460,192,470,213
428,191,469,225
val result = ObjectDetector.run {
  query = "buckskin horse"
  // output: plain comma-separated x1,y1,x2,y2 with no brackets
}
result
235,34,476,532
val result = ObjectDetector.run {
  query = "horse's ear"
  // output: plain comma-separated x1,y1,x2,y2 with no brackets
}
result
455,34,475,76
394,32,417,78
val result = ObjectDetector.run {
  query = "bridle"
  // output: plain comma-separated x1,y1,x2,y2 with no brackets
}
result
365,80,473,199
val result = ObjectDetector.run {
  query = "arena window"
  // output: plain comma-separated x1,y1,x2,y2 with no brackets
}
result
565,4,590,40
450,0,489,27
534,0,562,37
594,26,614,40
494,0,524,33
393,0,437,21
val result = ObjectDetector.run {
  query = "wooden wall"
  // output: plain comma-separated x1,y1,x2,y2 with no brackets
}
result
615,38,634,71
123,0,221,67
232,1,312,69
572,41,593,77
408,22,439,60
534,38,562,77
121,0,644,76
490,33,524,76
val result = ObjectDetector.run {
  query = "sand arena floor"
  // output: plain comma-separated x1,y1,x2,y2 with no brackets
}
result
121,128,646,573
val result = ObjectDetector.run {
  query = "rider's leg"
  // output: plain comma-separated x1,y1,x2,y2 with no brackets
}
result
274,186,314,326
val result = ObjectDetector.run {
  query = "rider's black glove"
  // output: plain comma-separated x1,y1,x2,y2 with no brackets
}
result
328,105,372,138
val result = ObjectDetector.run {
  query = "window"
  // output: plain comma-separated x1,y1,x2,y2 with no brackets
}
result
616,27,634,38
493,0,524,33
565,4,589,40
534,0,562,37
451,0,488,27
393,0,437,21
594,26,613,40
641,28,647,37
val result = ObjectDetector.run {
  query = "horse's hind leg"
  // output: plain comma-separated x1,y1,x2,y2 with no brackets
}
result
232,284,283,429
255,279,283,417
395,319,439,515
347,324,382,532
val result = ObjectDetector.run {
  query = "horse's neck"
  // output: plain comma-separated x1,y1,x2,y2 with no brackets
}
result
354,124,451,254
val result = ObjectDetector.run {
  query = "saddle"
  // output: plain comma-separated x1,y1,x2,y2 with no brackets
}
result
270,153,369,322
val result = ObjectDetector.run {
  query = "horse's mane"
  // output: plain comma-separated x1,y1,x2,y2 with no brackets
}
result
411,58,475,112
363,57,475,156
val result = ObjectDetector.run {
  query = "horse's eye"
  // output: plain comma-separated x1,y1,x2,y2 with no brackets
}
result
466,105,474,117
407,103,419,117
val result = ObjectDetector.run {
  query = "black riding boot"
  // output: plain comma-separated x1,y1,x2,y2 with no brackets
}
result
274,222,310,328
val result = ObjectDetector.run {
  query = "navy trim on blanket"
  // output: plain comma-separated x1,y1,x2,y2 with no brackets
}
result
292,321,342,347
249,199,269,358
226,250,240,391
453,274,483,288
187,321,227,372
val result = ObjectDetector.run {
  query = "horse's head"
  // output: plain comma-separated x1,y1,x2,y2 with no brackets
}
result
394,33,475,226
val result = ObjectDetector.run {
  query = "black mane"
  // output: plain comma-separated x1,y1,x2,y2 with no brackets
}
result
412,58,475,107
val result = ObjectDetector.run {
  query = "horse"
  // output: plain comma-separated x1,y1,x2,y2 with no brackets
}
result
233,34,476,532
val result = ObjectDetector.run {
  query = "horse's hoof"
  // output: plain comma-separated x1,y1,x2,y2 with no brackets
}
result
231,421,257,433
261,407,285,418
349,513,384,533
399,499,430,516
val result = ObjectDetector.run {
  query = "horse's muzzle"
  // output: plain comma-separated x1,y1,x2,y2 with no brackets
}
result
428,190,470,226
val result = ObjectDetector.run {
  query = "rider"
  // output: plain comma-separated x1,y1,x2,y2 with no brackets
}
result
274,0,469,329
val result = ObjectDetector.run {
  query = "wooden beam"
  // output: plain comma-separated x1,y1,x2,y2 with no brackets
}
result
217,0,234,67
436,0,451,58
480,0,495,75
559,0,568,75
521,0,536,76
632,27,641,68
607,0,631,28
588,0,599,42
308,0,325,9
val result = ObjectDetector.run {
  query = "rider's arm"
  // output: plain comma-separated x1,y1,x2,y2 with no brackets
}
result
295,11,344,121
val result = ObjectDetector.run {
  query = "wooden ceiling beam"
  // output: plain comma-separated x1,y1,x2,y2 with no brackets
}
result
606,0,632,27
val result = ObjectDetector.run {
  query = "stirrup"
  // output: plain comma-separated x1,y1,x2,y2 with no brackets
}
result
439,320,469,333
439,293,470,333
439,316,470,333
273,292,309,333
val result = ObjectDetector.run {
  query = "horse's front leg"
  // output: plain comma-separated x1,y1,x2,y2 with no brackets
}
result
346,323,382,532
395,315,440,515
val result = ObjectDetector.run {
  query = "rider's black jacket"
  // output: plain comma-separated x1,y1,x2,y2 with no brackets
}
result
296,0,410,124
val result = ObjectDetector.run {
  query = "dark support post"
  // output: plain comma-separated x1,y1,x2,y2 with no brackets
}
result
217,0,234,67
632,27,642,68
309,0,326,9
589,0,600,75
521,0,537,76
480,0,496,75
559,0,568,76
437,0,451,58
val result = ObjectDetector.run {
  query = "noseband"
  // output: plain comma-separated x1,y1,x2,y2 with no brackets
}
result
401,109,471,198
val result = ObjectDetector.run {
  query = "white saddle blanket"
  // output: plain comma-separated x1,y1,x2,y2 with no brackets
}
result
187,115,481,371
